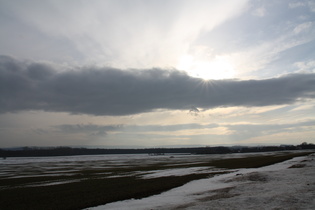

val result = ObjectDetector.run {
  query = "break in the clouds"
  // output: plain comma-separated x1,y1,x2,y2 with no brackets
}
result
1,56,315,116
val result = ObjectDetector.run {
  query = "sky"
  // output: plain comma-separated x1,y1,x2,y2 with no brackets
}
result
0,0,315,148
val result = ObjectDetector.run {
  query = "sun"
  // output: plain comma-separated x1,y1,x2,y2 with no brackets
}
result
177,55,235,80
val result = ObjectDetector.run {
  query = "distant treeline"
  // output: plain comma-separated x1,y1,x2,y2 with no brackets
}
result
1,142,314,158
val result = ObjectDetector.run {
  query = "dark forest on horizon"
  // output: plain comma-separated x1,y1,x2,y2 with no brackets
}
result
1,142,314,158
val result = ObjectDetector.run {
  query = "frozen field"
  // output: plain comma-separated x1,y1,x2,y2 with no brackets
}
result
89,153,315,210
0,152,273,183
1,151,314,209
1,153,222,182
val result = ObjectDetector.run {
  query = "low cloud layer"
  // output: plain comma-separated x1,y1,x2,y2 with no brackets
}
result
54,124,122,136
1,56,315,116
51,120,315,141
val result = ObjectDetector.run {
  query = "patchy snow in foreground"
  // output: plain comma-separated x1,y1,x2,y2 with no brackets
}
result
88,154,315,210
140,166,216,179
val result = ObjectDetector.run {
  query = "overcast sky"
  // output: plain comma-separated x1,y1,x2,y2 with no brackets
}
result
1,0,314,148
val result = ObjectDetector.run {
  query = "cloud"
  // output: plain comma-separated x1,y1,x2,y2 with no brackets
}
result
288,1,315,12
1,56,315,116
294,22,312,34
189,106,200,116
290,104,314,111
54,124,122,136
251,7,266,17
226,120,315,140
288,2,306,9
52,120,315,143
123,123,218,133
0,0,249,68
294,60,315,72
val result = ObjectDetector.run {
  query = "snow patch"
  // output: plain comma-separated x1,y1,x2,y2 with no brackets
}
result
88,154,315,210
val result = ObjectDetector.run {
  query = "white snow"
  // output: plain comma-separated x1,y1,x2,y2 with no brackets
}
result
88,154,315,210
140,167,214,179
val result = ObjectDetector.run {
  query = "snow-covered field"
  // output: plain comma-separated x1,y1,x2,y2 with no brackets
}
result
89,153,315,210
0,152,266,180
1,151,314,209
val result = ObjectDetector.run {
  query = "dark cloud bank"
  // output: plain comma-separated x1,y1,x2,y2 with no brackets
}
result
1,55,315,116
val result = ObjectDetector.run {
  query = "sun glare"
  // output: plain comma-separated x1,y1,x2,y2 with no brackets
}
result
177,55,235,80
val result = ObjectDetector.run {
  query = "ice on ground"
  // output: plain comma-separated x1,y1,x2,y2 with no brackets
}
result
88,154,315,210
140,167,213,179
